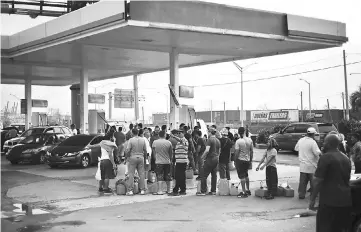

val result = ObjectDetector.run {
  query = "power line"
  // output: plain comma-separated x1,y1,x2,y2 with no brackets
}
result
194,60,361,88
245,54,341,74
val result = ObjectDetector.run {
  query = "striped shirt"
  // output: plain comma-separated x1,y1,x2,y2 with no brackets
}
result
174,137,189,163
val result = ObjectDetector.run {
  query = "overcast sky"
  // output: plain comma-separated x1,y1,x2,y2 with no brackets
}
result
1,0,361,121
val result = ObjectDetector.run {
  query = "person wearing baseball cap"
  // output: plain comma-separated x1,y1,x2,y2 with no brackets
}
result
197,126,221,196
218,128,233,180
294,127,321,199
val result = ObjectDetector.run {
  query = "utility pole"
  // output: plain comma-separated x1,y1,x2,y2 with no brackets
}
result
223,101,226,127
142,106,145,125
343,50,350,120
327,99,333,123
210,100,213,124
341,92,346,119
108,92,113,120
300,91,303,122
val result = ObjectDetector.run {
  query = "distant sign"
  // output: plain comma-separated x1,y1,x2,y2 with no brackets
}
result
88,94,105,104
251,110,298,122
20,99,48,114
269,111,289,120
306,112,323,119
114,89,134,108
179,85,194,98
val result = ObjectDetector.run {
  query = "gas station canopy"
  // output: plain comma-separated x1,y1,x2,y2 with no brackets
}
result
1,1,347,86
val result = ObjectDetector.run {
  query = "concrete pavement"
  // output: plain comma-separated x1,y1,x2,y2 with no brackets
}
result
1,149,316,232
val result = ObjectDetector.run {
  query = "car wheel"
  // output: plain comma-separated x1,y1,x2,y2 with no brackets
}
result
10,160,18,165
354,217,361,232
81,154,90,168
39,152,46,164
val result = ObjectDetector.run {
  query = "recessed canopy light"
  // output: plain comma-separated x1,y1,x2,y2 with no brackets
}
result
236,47,243,50
139,39,153,43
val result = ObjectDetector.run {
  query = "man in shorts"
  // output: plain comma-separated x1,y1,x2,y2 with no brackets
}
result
152,130,173,194
235,127,251,198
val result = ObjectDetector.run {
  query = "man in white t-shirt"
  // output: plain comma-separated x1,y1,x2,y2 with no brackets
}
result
294,127,321,199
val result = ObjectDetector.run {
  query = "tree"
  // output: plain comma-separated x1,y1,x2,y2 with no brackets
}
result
350,84,361,112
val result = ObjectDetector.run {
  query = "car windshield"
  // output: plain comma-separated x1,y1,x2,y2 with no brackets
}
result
59,135,94,147
318,124,338,133
21,128,45,137
20,134,50,144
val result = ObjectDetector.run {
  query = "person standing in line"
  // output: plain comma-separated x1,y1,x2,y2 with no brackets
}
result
114,127,126,161
169,129,180,179
309,134,352,232
161,125,170,140
294,127,322,199
245,129,254,172
169,129,189,196
125,124,134,141
197,127,221,196
152,130,173,194
185,131,197,175
219,128,233,180
225,127,234,141
234,127,251,198
256,138,278,200
139,129,152,178
350,132,361,173
150,126,161,171
124,128,147,196
70,124,77,136
87,132,117,193
195,130,207,181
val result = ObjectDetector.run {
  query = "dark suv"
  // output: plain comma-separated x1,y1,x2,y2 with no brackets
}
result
3,126,73,154
270,122,338,151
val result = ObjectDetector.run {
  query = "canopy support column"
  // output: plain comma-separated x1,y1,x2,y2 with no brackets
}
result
169,48,179,130
80,69,89,134
25,79,32,130
133,75,139,122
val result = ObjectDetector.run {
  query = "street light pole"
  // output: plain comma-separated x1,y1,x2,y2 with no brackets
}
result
232,61,257,127
300,79,311,117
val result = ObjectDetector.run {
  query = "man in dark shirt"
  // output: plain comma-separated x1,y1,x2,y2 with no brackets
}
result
197,127,221,196
195,130,206,181
125,124,134,141
161,125,170,140
219,128,233,180
114,127,126,161
310,134,352,232
226,127,234,141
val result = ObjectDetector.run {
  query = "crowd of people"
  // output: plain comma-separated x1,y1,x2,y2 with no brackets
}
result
93,122,361,225
93,122,281,199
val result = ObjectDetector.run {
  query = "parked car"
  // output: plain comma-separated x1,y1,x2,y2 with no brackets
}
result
3,126,73,154
46,134,103,168
5,133,64,164
1,126,20,153
10,124,25,134
270,122,338,152
350,173,361,232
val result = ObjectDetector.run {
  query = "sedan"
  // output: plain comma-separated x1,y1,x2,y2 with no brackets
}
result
46,134,103,168
6,133,62,164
